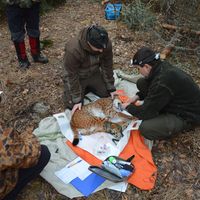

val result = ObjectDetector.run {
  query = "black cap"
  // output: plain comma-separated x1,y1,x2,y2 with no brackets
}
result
131,47,160,67
87,25,108,49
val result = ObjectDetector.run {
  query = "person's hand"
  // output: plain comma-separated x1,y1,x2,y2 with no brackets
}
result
126,95,139,104
71,103,82,115
121,95,140,110
110,91,118,99
121,102,130,110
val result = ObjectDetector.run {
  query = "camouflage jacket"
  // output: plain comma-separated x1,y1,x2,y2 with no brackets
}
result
3,0,40,8
0,128,41,199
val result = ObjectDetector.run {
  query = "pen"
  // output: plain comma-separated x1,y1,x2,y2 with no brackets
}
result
67,159,82,168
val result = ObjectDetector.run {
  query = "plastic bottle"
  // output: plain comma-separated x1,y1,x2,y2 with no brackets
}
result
108,156,117,164
109,156,131,165
119,169,132,177
103,161,122,178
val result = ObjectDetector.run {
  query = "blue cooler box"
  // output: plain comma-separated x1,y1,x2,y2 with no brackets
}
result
105,3,122,20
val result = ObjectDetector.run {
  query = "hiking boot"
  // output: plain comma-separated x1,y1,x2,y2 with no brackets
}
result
14,41,30,69
32,53,48,64
29,36,48,64
19,58,31,69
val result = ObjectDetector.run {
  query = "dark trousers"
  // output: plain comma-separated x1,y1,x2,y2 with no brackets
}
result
139,113,191,140
64,71,110,109
136,78,192,140
6,3,40,42
3,145,51,200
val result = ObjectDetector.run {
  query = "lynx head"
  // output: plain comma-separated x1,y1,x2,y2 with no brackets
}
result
103,121,123,139
112,95,123,111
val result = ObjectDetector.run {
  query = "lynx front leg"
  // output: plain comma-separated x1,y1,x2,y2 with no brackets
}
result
103,121,123,140
117,112,136,120
117,121,130,133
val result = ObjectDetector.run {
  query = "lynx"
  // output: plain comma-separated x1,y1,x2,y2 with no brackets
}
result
70,96,134,146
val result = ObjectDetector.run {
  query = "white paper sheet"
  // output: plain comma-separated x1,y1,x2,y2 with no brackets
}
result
53,112,73,142
55,157,91,184
55,165,77,184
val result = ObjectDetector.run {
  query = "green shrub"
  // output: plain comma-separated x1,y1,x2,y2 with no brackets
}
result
0,0,66,18
40,0,66,13
121,0,156,31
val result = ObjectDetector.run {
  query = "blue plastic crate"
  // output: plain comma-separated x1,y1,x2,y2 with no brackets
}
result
105,3,122,20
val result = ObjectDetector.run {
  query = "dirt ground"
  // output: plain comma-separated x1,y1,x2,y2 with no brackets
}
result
0,1,199,200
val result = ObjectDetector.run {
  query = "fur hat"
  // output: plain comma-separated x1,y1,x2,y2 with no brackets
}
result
87,25,108,49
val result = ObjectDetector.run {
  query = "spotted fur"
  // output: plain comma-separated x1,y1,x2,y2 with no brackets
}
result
70,96,134,146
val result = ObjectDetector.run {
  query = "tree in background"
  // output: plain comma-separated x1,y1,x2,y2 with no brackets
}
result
121,0,200,66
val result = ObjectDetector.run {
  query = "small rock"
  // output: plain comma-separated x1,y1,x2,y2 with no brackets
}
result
33,102,50,117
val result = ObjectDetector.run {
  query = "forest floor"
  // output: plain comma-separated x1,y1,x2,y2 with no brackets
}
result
0,0,199,200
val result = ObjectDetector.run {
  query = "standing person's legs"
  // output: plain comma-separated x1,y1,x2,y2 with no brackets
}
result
26,3,48,63
25,3,40,38
3,145,51,200
139,113,191,140
6,5,30,68
6,5,26,42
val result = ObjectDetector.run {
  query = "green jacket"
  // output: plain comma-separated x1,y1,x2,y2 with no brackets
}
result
63,27,115,104
3,0,40,8
126,61,200,124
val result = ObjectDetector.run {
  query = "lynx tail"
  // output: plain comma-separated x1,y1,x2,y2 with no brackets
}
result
72,138,79,146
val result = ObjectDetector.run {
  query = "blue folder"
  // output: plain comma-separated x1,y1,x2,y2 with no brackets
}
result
70,173,106,197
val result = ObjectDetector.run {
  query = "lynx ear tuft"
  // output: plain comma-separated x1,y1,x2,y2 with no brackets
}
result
72,138,79,146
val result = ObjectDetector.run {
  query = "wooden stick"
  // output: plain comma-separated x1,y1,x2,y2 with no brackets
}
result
161,23,200,36
160,46,174,59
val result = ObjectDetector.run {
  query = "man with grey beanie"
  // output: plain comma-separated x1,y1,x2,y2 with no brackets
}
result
122,46,200,140
63,25,117,114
